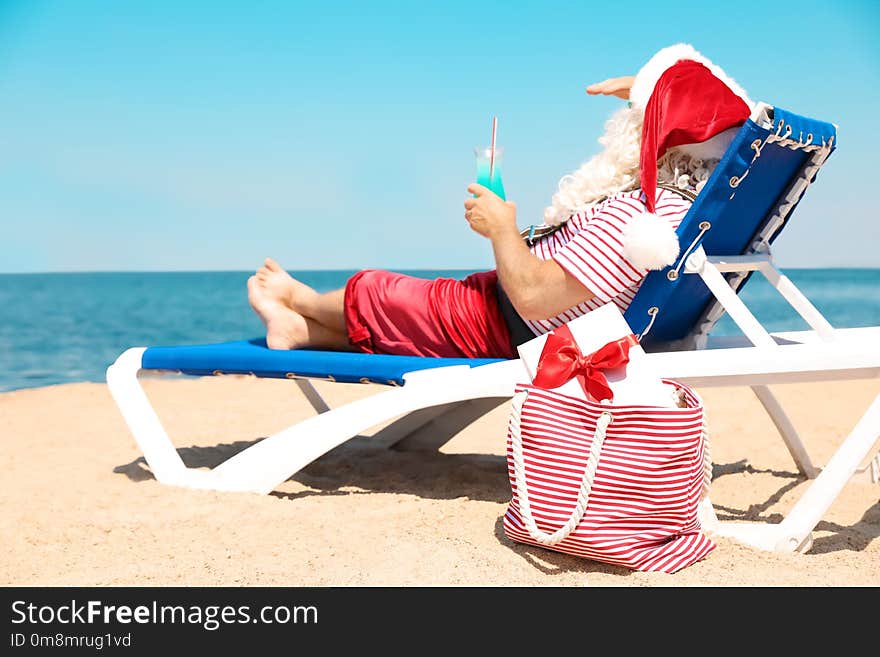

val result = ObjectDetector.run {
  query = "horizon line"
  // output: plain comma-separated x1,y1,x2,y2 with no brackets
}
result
1,265,878,275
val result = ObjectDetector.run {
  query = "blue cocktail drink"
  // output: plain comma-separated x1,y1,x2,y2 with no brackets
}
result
474,146,506,200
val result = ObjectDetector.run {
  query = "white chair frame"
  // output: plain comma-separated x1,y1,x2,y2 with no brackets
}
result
107,249,880,554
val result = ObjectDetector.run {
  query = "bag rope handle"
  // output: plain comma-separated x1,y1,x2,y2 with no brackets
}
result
701,411,712,499
675,387,713,499
509,391,613,546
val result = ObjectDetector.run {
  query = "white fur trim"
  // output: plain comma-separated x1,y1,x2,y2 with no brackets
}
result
629,43,754,111
622,212,680,271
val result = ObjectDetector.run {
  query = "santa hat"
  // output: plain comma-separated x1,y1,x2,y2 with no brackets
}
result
622,45,753,271
629,43,754,111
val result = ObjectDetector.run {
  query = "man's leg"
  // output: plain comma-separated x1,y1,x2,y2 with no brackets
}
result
247,275,353,351
294,288,347,334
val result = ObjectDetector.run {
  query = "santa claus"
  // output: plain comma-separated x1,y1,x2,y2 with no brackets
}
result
246,44,754,359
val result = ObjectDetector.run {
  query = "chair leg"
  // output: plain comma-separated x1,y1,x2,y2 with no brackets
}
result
106,348,208,488
210,375,515,493
110,359,522,494
852,450,880,484
294,379,331,414
382,398,509,452
292,381,507,449
772,390,880,551
751,385,819,478
715,390,880,552
369,404,460,448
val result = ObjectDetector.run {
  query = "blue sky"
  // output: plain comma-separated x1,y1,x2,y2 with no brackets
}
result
1,0,878,272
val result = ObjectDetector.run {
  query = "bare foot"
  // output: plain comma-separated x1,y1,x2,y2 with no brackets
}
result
247,276,308,349
255,257,317,312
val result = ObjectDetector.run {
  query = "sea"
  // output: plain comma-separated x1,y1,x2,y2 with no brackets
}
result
0,268,878,393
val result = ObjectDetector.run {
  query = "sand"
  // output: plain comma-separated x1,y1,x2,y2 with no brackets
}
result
1,375,878,587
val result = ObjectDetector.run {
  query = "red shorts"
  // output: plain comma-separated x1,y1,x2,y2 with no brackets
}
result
343,269,516,359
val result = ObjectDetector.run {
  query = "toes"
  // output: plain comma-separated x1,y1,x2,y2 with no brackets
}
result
264,257,281,272
247,277,263,312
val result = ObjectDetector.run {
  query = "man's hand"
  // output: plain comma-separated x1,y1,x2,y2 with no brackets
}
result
464,184,517,239
586,75,635,100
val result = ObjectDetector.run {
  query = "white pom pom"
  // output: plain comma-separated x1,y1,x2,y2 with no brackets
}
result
622,212,680,271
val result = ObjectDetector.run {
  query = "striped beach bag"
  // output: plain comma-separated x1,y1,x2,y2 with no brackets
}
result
503,381,715,573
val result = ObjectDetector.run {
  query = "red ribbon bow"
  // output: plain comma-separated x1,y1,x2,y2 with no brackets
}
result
532,325,638,402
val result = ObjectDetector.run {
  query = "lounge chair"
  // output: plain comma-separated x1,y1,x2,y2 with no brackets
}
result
106,102,880,553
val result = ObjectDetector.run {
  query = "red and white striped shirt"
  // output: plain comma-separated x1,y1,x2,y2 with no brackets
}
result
526,187,691,336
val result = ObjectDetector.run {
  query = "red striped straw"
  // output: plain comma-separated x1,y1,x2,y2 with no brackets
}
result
489,116,498,179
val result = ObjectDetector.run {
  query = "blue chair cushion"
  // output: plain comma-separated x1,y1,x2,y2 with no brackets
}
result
141,339,506,386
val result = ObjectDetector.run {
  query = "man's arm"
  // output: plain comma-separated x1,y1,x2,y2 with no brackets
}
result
464,184,594,321
460,73,634,319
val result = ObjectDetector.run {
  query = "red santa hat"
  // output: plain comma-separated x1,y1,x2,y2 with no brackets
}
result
629,43,753,111
622,45,753,271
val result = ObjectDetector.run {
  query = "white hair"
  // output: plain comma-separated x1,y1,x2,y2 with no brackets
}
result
542,106,720,226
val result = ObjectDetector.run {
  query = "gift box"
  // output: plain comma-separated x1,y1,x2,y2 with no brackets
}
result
516,302,674,407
